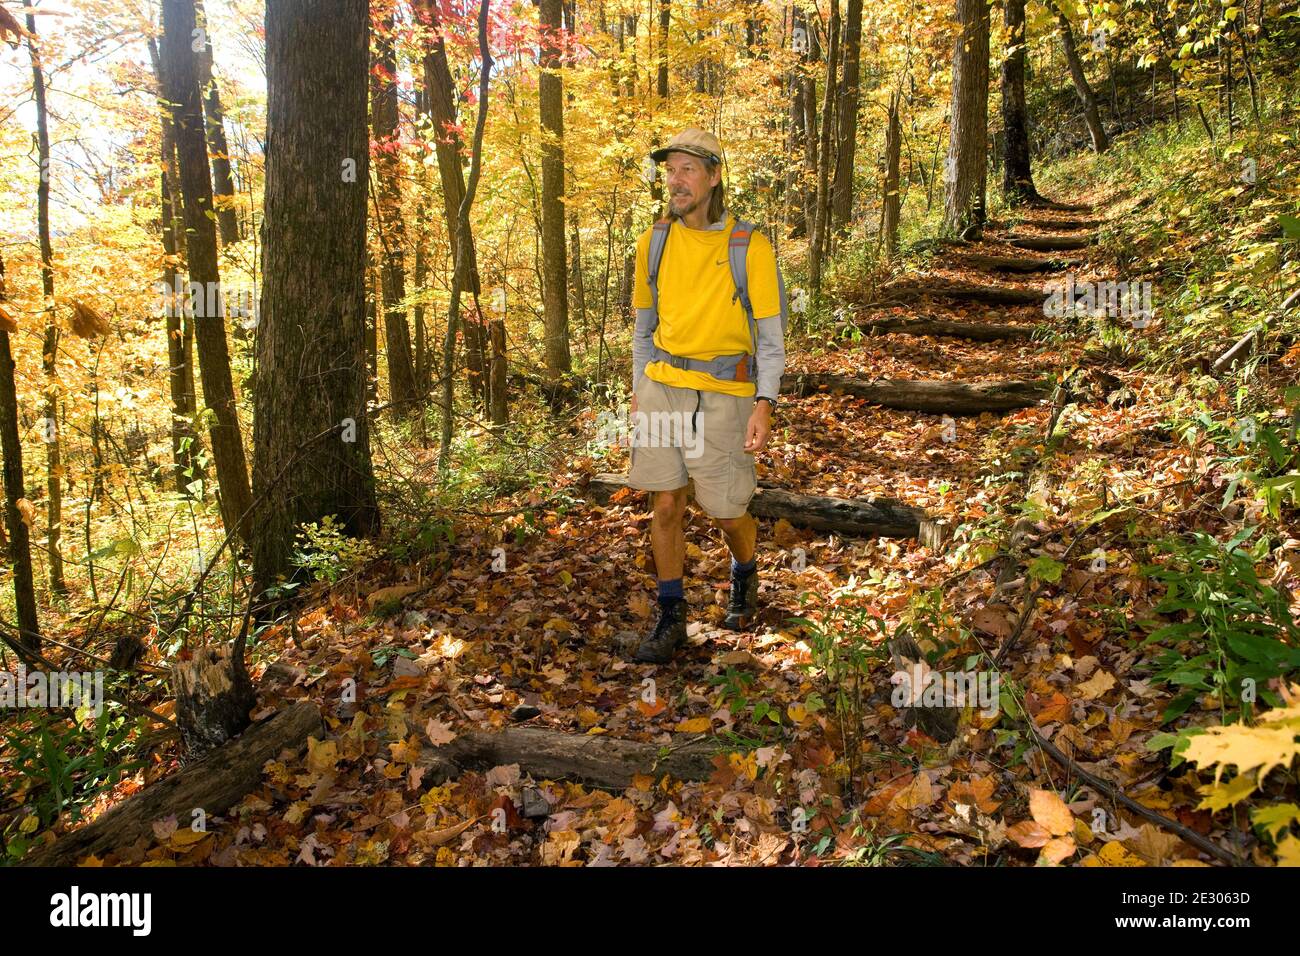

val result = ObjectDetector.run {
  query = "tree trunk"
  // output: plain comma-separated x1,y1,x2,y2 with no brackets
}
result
882,91,902,255
538,0,572,381
161,0,254,542
26,13,66,597
365,256,379,403
420,0,487,408
372,6,420,412
0,251,40,653
440,0,493,473
149,36,202,494
1001,0,1039,204
568,211,587,348
831,0,863,237
489,315,508,426
413,140,431,397
253,0,380,595
942,0,990,235
193,0,240,246
810,0,840,295
1052,3,1108,153
786,6,810,239
648,0,670,217
801,16,821,243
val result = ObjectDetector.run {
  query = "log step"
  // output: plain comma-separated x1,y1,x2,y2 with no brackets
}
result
958,252,1081,274
1008,233,1096,252
420,727,726,791
1025,217,1100,230
876,282,1045,307
1031,199,1093,213
857,314,1039,342
789,372,1050,414
585,472,931,539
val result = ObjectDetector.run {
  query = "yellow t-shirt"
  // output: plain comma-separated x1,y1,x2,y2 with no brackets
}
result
632,213,781,396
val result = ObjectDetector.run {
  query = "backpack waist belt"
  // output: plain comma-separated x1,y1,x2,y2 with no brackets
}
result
649,345,755,382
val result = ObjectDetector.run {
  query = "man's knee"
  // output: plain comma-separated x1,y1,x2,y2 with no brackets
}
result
713,512,752,535
652,489,688,525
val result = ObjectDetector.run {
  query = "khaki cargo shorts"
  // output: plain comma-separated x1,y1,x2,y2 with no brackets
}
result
627,372,757,520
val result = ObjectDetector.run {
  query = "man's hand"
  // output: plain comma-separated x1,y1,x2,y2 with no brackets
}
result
630,393,638,416
744,400,772,452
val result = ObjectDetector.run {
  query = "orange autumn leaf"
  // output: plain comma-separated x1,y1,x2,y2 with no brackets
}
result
674,716,711,733
1007,820,1051,848
637,697,666,718
891,772,935,811
1029,789,1074,836
948,776,1001,814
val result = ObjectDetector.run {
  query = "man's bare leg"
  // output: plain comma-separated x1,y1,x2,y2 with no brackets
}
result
650,487,689,580
713,512,757,565
633,487,691,663
714,511,760,629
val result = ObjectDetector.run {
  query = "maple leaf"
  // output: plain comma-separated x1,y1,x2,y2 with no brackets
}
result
425,717,457,746
891,772,935,811
1276,834,1300,867
1251,803,1300,841
1076,669,1116,700
652,802,681,834
1181,698,1300,783
305,737,339,775
1196,772,1258,812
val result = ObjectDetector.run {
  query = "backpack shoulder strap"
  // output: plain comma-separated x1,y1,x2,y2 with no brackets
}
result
728,219,757,351
646,219,672,326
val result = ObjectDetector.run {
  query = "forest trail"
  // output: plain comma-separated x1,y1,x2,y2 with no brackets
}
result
39,187,1224,869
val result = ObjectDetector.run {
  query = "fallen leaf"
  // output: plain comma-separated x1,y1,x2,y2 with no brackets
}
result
425,718,457,746
1029,789,1074,836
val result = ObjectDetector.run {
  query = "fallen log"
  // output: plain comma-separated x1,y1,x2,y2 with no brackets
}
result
1030,198,1093,213
788,373,1050,414
419,726,727,791
1210,288,1300,374
856,314,1038,342
874,282,1044,307
1030,217,1100,230
23,701,323,866
959,253,1080,273
1008,234,1096,252
585,472,928,538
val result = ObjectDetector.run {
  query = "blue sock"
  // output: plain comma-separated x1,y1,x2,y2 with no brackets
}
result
731,556,757,576
657,577,684,603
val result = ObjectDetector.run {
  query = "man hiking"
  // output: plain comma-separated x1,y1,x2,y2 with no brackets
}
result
627,127,786,664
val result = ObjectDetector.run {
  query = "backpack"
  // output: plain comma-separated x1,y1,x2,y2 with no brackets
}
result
645,215,788,384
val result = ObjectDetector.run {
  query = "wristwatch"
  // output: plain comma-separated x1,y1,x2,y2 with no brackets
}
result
756,395,778,411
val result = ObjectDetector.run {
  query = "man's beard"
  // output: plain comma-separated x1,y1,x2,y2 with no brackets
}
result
669,192,700,217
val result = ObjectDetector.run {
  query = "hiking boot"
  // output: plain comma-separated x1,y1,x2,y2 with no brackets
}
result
722,564,759,631
633,598,688,663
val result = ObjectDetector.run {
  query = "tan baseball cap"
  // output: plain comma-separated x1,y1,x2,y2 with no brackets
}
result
650,127,723,166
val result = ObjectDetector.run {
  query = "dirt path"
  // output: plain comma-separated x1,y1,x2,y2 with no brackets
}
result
64,196,1214,868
